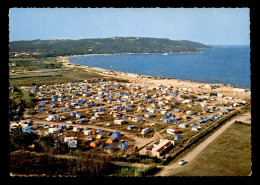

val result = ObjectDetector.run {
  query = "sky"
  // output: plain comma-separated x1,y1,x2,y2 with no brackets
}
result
9,8,250,45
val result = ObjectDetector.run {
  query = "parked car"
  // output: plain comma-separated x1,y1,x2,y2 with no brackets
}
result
178,160,187,166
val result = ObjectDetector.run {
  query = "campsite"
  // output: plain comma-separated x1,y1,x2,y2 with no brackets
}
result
10,78,249,158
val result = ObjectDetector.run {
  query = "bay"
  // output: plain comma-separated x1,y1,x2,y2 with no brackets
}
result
68,45,250,89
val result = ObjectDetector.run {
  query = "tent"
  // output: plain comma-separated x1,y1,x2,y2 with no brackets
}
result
174,134,181,140
111,131,121,138
84,130,92,135
169,117,178,122
106,138,115,144
96,129,103,134
96,134,102,139
178,123,188,128
58,124,66,129
68,140,77,148
191,126,199,131
73,127,80,132
76,113,84,118
22,126,35,133
105,145,115,154
163,118,171,123
127,125,134,130
122,114,129,119
118,142,129,149
98,107,105,112
70,112,77,117
48,128,60,134
90,141,98,147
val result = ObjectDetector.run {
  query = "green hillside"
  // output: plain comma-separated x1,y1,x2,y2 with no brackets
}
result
9,37,211,57
178,40,212,49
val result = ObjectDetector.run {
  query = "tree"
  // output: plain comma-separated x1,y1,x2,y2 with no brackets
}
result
38,135,54,153
13,127,38,150
9,99,18,121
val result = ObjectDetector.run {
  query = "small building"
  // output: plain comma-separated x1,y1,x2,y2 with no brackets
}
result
145,139,174,158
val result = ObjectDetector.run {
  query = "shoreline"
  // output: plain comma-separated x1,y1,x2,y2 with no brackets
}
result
65,51,204,59
57,55,250,98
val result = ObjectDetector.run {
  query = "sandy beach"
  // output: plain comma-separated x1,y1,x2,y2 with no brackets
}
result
57,55,251,100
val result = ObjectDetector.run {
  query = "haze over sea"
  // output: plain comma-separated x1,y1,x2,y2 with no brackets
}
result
68,45,250,89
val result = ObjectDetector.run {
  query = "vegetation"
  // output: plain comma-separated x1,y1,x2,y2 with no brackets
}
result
105,163,158,177
10,60,62,71
9,86,37,120
10,150,111,176
12,127,38,150
178,40,212,49
9,37,211,57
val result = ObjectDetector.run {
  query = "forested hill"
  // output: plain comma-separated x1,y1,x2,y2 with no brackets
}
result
9,37,212,57
178,40,212,49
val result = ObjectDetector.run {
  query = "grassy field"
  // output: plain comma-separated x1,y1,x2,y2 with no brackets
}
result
9,69,105,87
166,120,251,176
9,57,106,87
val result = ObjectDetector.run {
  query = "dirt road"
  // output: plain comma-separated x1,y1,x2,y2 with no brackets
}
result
155,111,251,176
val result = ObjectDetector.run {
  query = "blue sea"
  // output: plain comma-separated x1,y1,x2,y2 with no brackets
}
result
68,45,250,89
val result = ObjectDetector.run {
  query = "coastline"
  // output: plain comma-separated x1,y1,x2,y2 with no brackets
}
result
57,55,251,99
65,51,203,59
